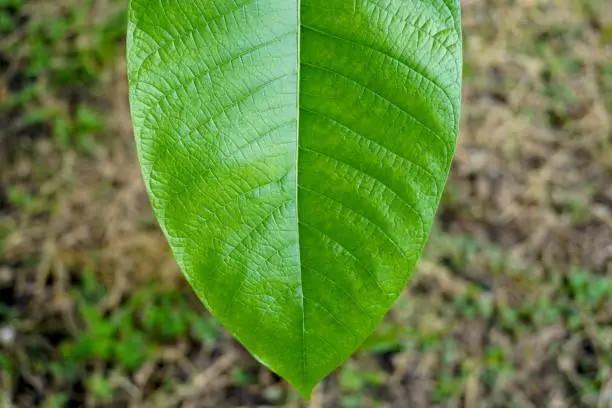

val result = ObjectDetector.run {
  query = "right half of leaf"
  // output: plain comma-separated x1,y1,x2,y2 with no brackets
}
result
295,0,462,393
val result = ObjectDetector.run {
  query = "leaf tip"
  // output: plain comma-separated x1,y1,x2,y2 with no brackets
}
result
295,383,315,401
292,374,328,401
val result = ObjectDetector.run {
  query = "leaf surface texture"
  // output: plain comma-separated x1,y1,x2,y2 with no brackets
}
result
127,0,462,396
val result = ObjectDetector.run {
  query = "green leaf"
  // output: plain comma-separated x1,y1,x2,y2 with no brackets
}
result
127,0,462,397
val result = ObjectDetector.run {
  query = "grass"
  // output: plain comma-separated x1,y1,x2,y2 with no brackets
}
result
1,0,612,407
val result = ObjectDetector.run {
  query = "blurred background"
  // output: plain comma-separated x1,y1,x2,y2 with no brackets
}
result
1,0,611,407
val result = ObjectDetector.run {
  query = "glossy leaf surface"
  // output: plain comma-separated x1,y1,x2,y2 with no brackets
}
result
127,0,462,397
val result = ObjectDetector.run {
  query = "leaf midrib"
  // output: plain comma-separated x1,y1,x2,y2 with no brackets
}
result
295,0,307,387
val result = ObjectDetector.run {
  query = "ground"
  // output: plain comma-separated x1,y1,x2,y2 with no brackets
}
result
1,0,611,407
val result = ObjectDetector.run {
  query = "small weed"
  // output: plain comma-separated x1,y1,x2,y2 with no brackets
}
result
41,393,69,408
87,373,114,403
230,367,256,386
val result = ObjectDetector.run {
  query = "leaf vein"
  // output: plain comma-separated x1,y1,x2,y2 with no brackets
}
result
301,23,457,134
300,106,440,199
299,220,388,296
299,146,426,238
301,60,450,158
